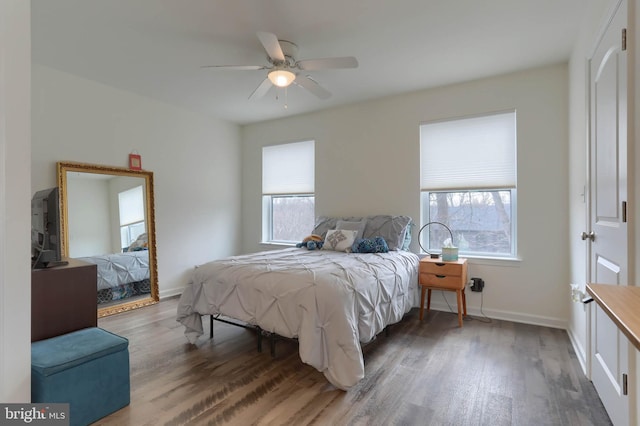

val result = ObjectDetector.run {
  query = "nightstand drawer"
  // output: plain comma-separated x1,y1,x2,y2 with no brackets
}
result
420,272,465,290
419,261,463,277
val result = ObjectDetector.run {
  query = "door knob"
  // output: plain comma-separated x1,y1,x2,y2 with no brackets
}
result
581,231,595,241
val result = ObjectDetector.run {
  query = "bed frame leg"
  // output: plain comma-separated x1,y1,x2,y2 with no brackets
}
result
210,315,214,339
257,328,263,353
270,334,276,358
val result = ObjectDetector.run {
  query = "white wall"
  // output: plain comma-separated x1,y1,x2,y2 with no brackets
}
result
31,64,243,298
566,0,615,372
0,0,31,402
242,64,570,327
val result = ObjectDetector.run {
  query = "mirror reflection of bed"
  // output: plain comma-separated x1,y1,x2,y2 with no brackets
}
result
58,162,159,317
77,235,151,309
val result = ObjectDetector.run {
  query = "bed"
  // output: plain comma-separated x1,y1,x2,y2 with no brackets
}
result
176,215,419,390
77,250,151,304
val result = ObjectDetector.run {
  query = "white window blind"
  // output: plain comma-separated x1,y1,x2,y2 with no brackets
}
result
118,186,144,226
263,140,315,194
420,111,516,190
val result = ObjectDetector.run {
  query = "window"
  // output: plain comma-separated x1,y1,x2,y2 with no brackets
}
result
118,185,146,250
420,111,516,258
262,140,315,243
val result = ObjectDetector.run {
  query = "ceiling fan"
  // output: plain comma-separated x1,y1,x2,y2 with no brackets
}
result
202,32,358,100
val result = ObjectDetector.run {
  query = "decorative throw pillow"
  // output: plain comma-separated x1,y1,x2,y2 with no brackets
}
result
336,219,367,240
351,236,389,253
313,216,359,239
322,229,358,252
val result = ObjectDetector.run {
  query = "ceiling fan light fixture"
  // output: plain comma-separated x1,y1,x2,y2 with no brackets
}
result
268,69,296,87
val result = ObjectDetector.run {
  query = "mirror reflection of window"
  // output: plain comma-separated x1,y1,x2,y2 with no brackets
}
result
118,186,146,251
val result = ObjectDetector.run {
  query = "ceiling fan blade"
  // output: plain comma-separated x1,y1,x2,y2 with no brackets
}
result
256,32,285,62
296,56,358,71
201,65,266,71
295,76,331,99
248,78,273,100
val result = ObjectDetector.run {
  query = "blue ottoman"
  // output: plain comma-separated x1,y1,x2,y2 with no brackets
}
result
31,327,130,426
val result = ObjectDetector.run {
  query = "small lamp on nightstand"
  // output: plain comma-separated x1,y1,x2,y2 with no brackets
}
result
418,221,458,261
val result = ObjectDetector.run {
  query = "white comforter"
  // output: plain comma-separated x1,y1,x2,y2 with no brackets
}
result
176,247,419,390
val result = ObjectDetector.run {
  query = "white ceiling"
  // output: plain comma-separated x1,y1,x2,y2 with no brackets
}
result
32,0,586,125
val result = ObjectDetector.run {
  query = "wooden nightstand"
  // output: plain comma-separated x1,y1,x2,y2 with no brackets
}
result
419,257,468,327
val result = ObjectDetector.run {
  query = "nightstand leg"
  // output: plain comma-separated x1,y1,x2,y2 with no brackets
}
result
456,289,463,327
427,289,432,312
462,289,467,316
419,286,426,321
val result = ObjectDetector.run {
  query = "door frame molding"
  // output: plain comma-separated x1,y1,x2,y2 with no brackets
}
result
584,0,626,382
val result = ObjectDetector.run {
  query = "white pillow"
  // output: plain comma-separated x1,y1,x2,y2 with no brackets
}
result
322,229,358,252
336,219,367,240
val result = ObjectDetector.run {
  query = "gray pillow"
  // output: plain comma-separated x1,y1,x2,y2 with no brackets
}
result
336,219,367,240
311,216,338,239
312,216,360,238
362,215,412,251
313,215,412,251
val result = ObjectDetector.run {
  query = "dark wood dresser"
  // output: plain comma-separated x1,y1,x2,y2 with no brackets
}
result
31,258,98,342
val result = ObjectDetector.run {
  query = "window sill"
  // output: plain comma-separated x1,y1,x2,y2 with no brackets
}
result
259,241,296,249
418,253,522,268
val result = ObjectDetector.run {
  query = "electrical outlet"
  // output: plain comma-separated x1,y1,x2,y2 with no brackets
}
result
470,277,484,292
570,283,584,302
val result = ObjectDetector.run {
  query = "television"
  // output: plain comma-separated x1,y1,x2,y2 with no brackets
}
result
31,187,67,269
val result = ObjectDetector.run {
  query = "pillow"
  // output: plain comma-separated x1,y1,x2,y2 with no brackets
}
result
312,216,340,239
322,229,358,252
362,215,412,251
128,233,148,251
401,220,413,251
312,216,358,239
336,219,367,240
351,236,389,253
313,215,413,250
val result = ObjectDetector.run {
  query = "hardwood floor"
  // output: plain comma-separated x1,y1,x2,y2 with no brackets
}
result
95,297,611,426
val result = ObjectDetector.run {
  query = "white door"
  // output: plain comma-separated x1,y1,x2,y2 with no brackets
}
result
588,1,629,425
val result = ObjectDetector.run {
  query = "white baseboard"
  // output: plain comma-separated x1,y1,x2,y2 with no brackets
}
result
426,301,568,329
159,286,185,300
566,326,588,374
163,287,570,330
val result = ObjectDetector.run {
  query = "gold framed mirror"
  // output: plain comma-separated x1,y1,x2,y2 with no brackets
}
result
57,161,159,317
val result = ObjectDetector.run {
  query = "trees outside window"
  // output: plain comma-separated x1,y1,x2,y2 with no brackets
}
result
268,195,315,243
421,190,514,256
